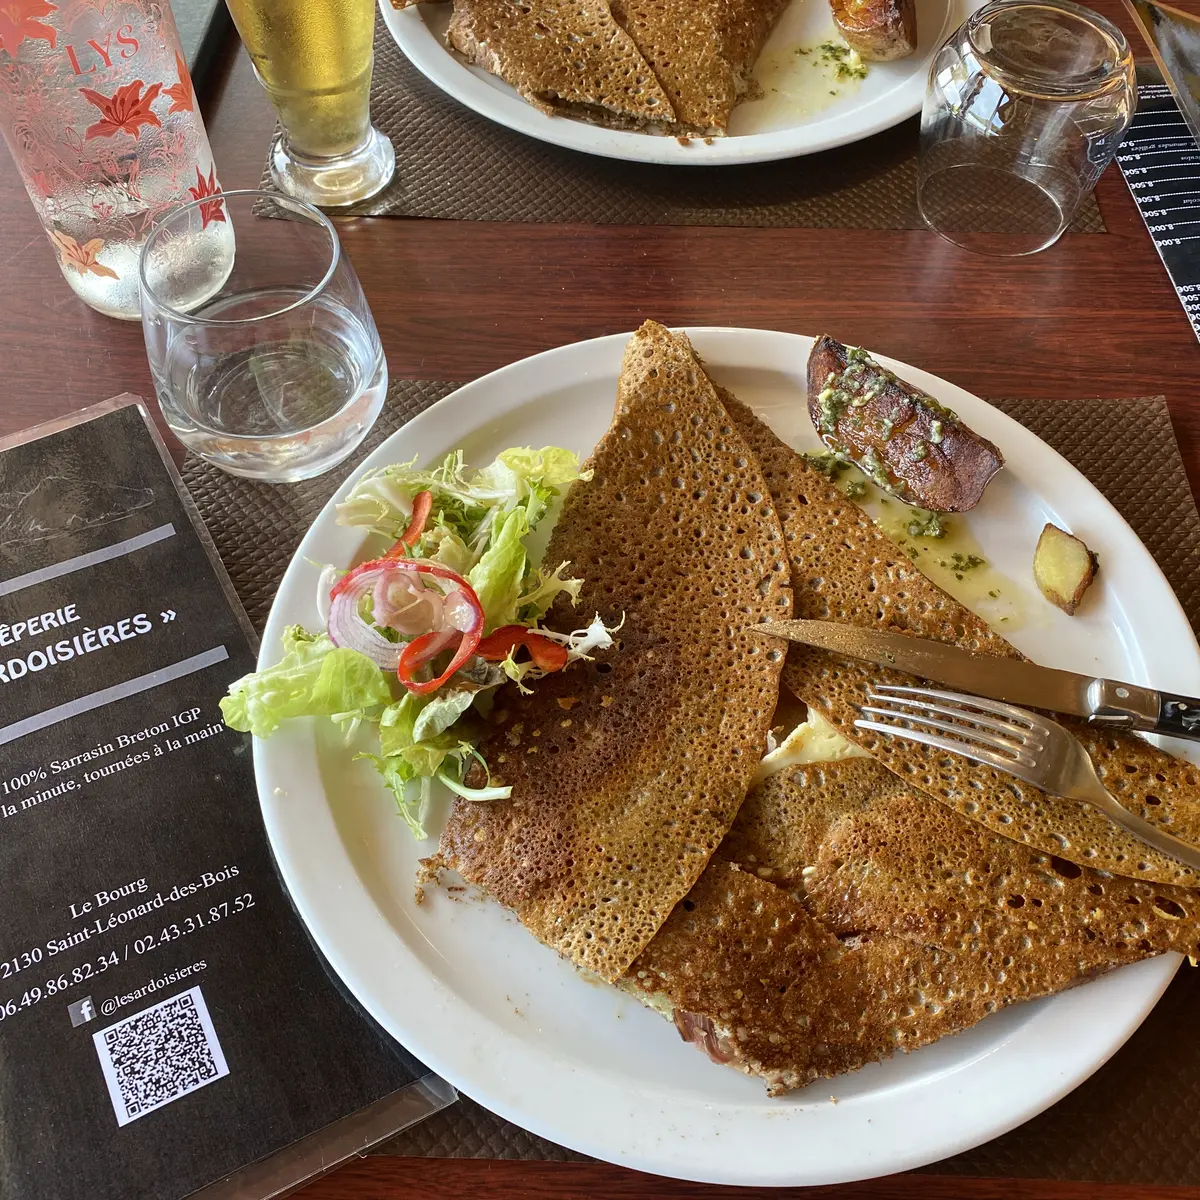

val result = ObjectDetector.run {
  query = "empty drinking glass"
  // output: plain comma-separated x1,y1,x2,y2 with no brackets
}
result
140,189,386,481
917,0,1136,254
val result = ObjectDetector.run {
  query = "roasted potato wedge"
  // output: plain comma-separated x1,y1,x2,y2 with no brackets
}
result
1033,523,1098,615
831,0,917,61
806,335,1004,512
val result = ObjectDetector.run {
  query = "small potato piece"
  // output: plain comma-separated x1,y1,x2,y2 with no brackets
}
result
1033,523,1098,615
831,0,917,61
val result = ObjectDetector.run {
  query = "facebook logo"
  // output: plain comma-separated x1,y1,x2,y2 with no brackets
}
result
68,996,96,1027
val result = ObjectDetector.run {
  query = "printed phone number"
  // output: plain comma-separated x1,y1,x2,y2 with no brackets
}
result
0,894,254,1021
0,951,123,1016
130,894,255,956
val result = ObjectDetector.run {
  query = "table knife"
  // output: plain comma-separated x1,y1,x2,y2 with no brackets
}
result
754,618,1200,742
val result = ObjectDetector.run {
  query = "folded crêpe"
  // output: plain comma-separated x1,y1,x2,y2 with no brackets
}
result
610,0,789,130
446,0,678,129
443,0,788,133
719,392,1200,887
436,321,791,981
624,753,1200,1095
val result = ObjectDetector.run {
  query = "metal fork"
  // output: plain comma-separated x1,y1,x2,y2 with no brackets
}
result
856,684,1200,872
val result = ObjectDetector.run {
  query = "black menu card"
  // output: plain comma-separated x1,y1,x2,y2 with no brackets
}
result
0,399,451,1200
1117,65,1200,343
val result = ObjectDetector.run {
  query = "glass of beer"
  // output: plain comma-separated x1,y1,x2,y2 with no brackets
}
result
223,0,395,207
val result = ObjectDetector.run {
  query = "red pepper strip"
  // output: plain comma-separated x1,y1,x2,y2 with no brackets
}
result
385,490,433,557
397,628,459,693
477,625,569,673
329,554,485,695
398,624,481,695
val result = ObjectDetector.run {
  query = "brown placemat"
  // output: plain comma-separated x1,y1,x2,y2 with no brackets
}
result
256,20,1106,232
182,382,1198,1181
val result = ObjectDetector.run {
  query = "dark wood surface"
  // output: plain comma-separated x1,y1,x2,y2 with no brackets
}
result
3,0,1198,1194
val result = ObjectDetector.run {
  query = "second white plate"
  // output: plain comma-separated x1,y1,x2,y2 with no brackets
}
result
381,0,977,165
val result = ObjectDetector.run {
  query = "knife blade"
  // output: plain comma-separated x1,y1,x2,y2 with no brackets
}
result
754,618,1200,742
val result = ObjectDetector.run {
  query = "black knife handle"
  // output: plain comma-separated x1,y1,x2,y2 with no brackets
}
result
1157,693,1200,740
1088,685,1200,743
1088,680,1161,730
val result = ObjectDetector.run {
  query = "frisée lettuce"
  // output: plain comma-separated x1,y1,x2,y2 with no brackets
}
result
220,446,618,839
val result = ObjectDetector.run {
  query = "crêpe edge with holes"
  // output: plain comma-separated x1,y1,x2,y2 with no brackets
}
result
609,0,789,132
619,749,1198,1095
792,757,1200,963
719,390,1200,887
446,0,678,128
435,320,792,981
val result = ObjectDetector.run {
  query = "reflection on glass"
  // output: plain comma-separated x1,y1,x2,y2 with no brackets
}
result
918,0,1136,255
141,190,387,482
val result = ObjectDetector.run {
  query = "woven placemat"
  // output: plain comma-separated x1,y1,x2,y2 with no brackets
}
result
256,18,1106,232
182,381,1200,1181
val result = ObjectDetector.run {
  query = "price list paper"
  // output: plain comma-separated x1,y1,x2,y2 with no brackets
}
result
1118,74,1200,339
0,401,449,1200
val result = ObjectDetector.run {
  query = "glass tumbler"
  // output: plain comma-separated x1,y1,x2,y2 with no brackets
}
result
140,189,387,482
222,0,394,208
918,0,1136,254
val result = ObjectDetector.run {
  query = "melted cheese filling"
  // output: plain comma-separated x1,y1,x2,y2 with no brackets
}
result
754,710,868,784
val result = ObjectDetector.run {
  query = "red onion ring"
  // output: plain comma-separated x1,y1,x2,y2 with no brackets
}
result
326,566,407,670
326,556,486,690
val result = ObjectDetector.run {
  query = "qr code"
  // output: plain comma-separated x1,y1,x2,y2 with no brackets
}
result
92,986,229,1126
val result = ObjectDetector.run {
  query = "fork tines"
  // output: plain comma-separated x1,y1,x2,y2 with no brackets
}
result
855,685,1043,771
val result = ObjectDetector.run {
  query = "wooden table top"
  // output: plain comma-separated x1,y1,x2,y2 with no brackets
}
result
2,0,1198,1194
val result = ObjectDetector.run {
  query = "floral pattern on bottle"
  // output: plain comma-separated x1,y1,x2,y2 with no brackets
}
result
79,78,161,138
0,0,59,57
0,0,225,318
187,163,223,229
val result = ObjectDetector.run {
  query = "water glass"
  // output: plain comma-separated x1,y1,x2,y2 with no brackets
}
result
917,0,1136,255
140,189,387,482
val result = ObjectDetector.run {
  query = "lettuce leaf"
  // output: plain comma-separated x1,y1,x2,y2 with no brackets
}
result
482,446,590,494
412,689,476,741
335,446,588,567
416,526,473,575
378,693,422,758
516,560,583,623
220,627,393,738
367,690,475,840
334,445,589,637
379,690,475,754
468,508,530,633
358,753,429,839
397,736,458,777
378,689,476,779
231,445,602,841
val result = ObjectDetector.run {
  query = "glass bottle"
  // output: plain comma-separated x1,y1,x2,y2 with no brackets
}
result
0,0,232,318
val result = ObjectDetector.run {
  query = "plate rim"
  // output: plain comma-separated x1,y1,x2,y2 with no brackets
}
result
255,327,1190,1186
377,0,976,166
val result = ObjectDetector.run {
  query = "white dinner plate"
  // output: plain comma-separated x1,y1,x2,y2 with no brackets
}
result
379,0,980,165
255,329,1195,1186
